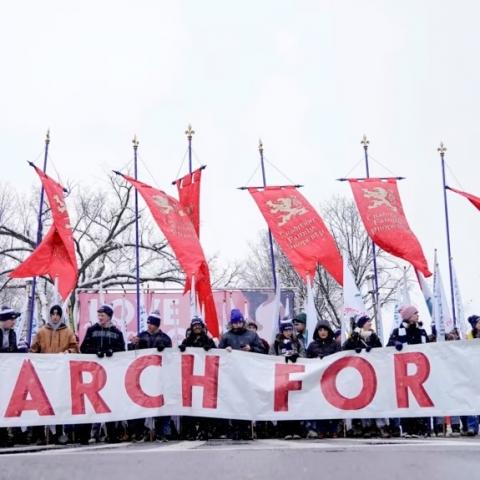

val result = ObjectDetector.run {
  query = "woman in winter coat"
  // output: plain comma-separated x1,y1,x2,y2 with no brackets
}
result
269,320,305,440
306,320,341,438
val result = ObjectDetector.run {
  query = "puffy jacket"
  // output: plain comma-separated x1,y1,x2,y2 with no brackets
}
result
218,328,265,353
0,329,18,353
387,321,429,347
306,321,340,359
30,323,79,354
80,323,125,354
342,329,382,351
135,329,172,350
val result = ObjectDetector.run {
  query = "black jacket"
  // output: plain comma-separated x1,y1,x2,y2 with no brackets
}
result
387,322,429,347
135,329,172,350
180,332,216,349
218,328,265,353
0,329,18,353
342,330,382,351
306,321,340,359
80,323,125,354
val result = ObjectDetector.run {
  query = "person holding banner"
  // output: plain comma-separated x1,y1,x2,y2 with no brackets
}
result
129,311,173,442
306,320,341,438
270,319,305,440
0,306,20,447
292,313,307,350
219,309,265,440
467,315,480,340
79,304,125,444
342,316,388,438
178,316,216,441
387,305,429,437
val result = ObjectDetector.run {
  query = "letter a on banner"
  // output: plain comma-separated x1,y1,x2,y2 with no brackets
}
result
248,186,343,284
10,164,78,299
349,178,431,277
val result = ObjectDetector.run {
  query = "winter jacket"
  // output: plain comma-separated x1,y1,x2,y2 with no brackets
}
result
80,323,125,354
0,329,18,353
342,329,382,351
306,321,340,359
218,328,265,353
180,332,216,350
133,329,172,350
30,323,79,354
269,334,305,358
387,321,429,347
467,330,480,340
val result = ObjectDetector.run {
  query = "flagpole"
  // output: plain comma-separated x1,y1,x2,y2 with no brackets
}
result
361,135,381,329
186,124,195,175
259,140,278,290
438,142,457,327
27,130,50,345
133,135,141,333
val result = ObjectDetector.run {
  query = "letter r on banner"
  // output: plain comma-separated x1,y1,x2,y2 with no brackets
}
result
5,360,54,417
182,354,219,408
394,352,434,408
274,364,305,412
321,357,377,410
70,361,111,415
125,355,164,408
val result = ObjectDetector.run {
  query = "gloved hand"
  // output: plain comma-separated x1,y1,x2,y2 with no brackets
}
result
289,353,299,363
157,345,165,352
178,344,186,352
203,345,212,352
365,346,372,353
394,341,403,351
105,349,113,358
96,351,105,358
355,347,362,354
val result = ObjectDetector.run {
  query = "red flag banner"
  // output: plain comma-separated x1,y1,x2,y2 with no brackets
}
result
10,165,78,299
175,167,203,236
122,174,219,337
349,178,432,277
248,186,343,284
447,186,480,211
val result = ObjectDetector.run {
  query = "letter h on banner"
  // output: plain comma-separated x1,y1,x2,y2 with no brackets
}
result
182,354,219,408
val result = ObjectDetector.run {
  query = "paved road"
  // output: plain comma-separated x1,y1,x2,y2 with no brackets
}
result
1,438,479,480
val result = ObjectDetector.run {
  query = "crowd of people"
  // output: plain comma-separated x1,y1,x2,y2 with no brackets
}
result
0,303,479,447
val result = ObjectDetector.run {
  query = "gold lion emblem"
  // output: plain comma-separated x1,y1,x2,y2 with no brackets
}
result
266,197,308,226
362,187,398,212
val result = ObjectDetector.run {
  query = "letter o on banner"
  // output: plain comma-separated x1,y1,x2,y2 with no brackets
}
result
321,356,377,410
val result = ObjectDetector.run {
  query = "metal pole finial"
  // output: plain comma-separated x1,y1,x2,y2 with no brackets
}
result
258,139,263,153
185,124,195,140
132,135,139,148
361,134,369,148
437,142,447,154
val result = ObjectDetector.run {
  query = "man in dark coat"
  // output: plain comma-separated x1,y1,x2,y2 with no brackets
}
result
129,311,172,442
0,306,20,447
342,315,382,352
79,304,125,444
218,309,264,440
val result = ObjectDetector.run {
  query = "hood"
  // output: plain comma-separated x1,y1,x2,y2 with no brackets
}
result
313,320,334,341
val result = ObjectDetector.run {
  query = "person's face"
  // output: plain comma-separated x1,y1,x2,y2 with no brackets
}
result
247,324,257,332
231,321,244,331
147,323,159,334
475,320,480,331
192,324,203,335
294,322,305,333
50,311,62,324
318,327,329,339
362,320,372,331
408,312,419,324
1,319,14,330
97,312,110,327
283,329,293,338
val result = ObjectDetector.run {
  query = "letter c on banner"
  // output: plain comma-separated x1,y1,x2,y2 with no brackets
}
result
321,356,377,410
125,355,164,408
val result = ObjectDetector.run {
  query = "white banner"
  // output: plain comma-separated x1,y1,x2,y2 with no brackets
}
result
0,342,479,427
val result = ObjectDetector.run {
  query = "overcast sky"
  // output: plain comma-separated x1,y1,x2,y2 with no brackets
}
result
1,0,478,318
